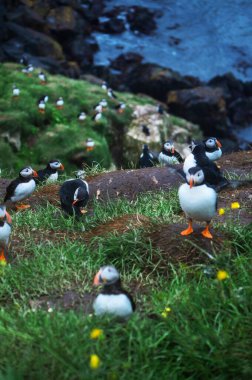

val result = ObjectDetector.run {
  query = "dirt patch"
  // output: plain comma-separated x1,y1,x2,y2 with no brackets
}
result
218,187,252,225
9,214,151,261
219,150,252,177
148,223,231,266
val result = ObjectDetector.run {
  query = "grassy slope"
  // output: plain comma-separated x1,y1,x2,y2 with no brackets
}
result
0,63,155,173
0,186,251,379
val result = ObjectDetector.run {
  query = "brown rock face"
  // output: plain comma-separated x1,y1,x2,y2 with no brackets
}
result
46,6,76,33
167,86,227,136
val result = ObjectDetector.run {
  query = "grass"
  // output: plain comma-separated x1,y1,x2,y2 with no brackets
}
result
0,183,251,379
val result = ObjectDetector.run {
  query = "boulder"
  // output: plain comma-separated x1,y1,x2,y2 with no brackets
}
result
167,86,227,136
228,97,252,127
46,6,79,34
208,73,245,103
6,22,65,60
126,6,158,35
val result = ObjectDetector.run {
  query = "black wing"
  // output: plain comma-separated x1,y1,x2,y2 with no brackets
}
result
36,168,49,183
4,178,21,202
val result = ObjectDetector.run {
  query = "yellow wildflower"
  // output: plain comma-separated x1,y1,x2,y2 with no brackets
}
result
218,208,225,216
216,270,229,281
161,307,172,318
231,202,240,209
0,259,7,267
90,354,100,369
90,328,103,340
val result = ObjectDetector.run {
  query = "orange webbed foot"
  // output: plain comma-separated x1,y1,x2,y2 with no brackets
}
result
16,204,31,211
181,226,194,236
201,226,213,239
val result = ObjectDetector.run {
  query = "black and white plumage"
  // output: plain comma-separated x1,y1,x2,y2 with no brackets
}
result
93,103,103,113
86,138,95,151
115,102,126,113
4,167,38,208
38,100,46,113
12,85,20,98
203,137,222,161
107,88,117,99
22,64,33,76
20,55,29,66
93,265,135,318
78,112,87,122
101,81,108,91
100,99,107,108
178,166,217,239
158,140,183,166
38,95,49,103
36,160,64,183
60,178,89,217
56,97,64,109
92,112,102,122
0,205,12,263
38,71,47,84
139,144,155,168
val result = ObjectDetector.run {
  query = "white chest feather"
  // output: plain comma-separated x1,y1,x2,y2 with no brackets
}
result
178,184,217,221
206,149,222,161
12,180,36,202
159,152,179,165
47,172,58,183
0,223,11,245
93,294,133,318
183,153,196,174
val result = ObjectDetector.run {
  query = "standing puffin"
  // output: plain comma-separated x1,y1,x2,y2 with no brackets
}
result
158,140,183,166
203,137,222,161
38,71,47,85
92,112,102,122
102,81,108,91
38,95,49,104
22,64,34,76
178,166,217,239
107,88,117,100
100,99,108,109
4,167,38,210
115,102,126,113
60,178,89,217
93,265,135,318
93,103,103,113
36,160,64,183
86,138,95,151
56,97,64,110
37,100,46,114
12,85,20,99
0,205,12,264
139,144,155,168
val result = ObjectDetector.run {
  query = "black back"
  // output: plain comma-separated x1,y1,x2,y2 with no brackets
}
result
4,175,32,202
139,146,155,168
101,279,136,311
60,179,89,217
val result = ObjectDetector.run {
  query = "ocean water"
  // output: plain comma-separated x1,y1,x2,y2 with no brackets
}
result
93,0,252,81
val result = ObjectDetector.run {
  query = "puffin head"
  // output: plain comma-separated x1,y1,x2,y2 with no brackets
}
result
48,160,64,171
142,144,149,151
204,137,222,149
93,265,120,286
72,187,87,205
186,166,205,188
163,140,175,154
19,166,38,178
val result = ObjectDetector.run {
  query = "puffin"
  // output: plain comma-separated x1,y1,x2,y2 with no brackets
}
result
142,125,150,137
92,112,102,122
12,85,20,99
115,102,126,113
178,166,217,239
107,88,117,100
78,112,87,122
102,81,108,91
22,64,33,76
20,55,29,66
36,160,64,183
60,178,89,217
0,205,12,264
86,138,95,151
38,100,46,114
93,265,135,318
4,167,38,210
38,71,47,85
139,144,155,168
38,95,49,103
203,137,222,161
100,99,108,109
93,103,103,113
157,104,164,115
56,97,64,110
158,140,184,166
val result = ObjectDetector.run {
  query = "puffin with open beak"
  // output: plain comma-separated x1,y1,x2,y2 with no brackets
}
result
4,167,38,210
36,160,64,184
178,166,217,239
93,265,135,318
158,140,184,166
0,205,12,264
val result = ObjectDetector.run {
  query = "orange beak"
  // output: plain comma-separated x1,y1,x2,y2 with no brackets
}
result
93,270,102,286
72,199,78,206
33,170,38,177
5,211,12,224
60,164,64,170
216,139,222,148
171,147,175,154
189,178,194,188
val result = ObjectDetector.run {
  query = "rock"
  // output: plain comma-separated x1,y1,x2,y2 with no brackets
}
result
228,97,252,127
1,131,21,151
126,6,158,35
98,15,125,34
110,52,143,71
6,5,45,31
208,73,245,103
6,22,65,60
64,35,98,67
46,6,87,35
167,86,227,136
